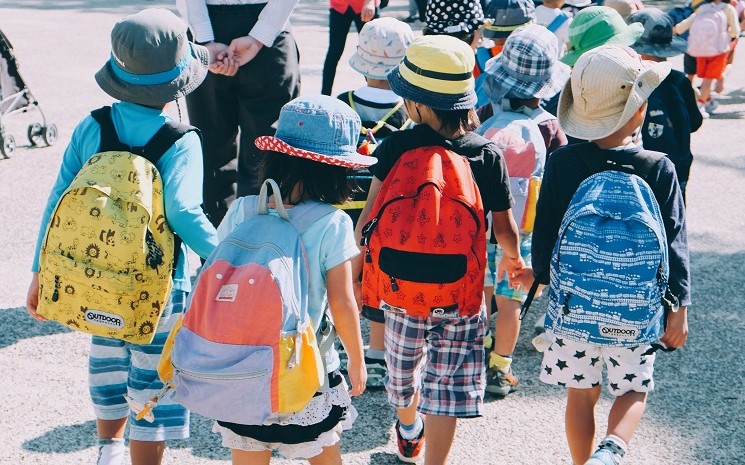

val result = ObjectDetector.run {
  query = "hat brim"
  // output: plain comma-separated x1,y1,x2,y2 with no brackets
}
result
561,22,644,67
387,67,477,111
95,43,209,107
255,136,377,169
484,55,571,101
349,48,402,80
558,60,670,140
483,22,531,40
631,36,688,58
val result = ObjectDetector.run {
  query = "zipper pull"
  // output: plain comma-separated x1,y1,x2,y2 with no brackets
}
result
360,218,378,246
562,293,570,315
365,249,372,263
51,275,60,302
390,276,400,292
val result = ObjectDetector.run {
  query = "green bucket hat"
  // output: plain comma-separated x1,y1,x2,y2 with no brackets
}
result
561,6,644,67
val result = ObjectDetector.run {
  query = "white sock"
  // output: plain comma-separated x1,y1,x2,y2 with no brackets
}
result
399,414,424,440
96,438,125,465
602,434,628,457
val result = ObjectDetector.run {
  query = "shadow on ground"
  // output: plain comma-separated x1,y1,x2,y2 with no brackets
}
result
0,307,70,349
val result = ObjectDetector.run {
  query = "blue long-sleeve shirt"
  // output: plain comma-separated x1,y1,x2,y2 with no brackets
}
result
32,102,218,292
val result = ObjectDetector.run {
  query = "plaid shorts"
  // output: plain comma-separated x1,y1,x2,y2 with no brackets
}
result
88,290,188,441
384,306,486,418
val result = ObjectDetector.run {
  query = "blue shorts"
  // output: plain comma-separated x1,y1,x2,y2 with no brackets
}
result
484,234,532,301
88,290,188,441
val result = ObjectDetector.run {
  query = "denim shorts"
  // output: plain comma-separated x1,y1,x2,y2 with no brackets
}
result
88,290,188,441
383,306,486,418
485,234,532,301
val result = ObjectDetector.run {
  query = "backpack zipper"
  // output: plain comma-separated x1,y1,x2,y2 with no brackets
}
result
51,275,60,302
174,365,269,381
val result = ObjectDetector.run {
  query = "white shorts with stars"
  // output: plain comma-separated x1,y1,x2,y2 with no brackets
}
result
537,332,656,396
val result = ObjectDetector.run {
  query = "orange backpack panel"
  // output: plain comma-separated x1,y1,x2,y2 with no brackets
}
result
361,146,487,318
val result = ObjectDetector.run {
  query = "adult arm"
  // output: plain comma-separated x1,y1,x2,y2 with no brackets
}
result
179,0,214,43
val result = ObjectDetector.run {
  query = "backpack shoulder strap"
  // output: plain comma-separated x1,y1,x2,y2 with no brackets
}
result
546,11,570,33
91,106,128,153
576,145,664,182
141,121,200,166
289,201,338,234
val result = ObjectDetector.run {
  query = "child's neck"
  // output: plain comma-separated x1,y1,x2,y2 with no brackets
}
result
593,132,635,150
366,78,391,90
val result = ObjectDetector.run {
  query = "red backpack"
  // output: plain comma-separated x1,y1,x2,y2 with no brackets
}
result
360,146,486,318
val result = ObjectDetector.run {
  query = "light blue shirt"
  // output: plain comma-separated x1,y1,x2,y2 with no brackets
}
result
32,102,219,292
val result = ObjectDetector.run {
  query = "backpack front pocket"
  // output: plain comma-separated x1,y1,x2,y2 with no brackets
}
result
171,327,274,424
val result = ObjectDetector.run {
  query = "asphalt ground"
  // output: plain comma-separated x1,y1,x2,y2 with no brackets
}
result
0,1,743,464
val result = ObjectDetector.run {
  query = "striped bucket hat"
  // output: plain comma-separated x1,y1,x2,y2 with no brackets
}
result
387,35,477,111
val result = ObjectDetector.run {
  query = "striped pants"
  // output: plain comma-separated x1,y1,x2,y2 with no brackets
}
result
88,290,189,441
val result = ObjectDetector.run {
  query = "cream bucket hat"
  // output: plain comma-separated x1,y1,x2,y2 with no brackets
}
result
558,44,670,140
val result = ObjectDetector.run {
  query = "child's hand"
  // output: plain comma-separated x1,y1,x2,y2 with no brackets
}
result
512,266,537,292
227,36,264,67
361,0,376,22
346,358,367,397
26,273,46,322
203,41,229,66
496,255,527,290
659,306,688,349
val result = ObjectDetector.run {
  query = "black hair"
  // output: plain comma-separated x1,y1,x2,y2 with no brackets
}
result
260,151,353,205
431,107,480,134
422,27,476,48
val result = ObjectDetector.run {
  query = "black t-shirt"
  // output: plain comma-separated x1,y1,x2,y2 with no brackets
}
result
370,124,514,213
642,69,703,184
531,142,691,306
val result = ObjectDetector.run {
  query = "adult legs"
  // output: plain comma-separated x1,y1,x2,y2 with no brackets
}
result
321,8,356,96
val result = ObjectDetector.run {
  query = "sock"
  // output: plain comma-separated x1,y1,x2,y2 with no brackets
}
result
483,330,494,352
399,414,424,440
365,348,386,361
96,438,125,465
489,352,512,372
600,434,628,458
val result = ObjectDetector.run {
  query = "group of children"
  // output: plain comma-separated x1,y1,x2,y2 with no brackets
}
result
24,1,703,464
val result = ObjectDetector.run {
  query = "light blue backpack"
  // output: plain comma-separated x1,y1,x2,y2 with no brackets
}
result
544,162,671,347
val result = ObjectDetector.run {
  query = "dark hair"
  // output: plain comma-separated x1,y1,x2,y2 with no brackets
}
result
260,151,353,205
422,27,476,48
431,107,480,133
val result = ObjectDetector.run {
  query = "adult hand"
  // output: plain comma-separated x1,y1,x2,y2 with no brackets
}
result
26,273,46,321
203,41,229,65
227,36,264,67
659,306,688,349
361,1,376,22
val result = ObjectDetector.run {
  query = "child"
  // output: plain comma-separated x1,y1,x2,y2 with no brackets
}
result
25,9,219,465
354,35,525,464
674,0,741,115
536,0,573,55
423,0,486,47
476,24,570,396
531,45,690,465
212,95,370,463
321,0,378,95
628,8,703,201
338,17,414,389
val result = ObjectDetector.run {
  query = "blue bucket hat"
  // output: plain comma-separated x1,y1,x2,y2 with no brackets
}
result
483,0,536,39
255,95,377,169
483,24,571,101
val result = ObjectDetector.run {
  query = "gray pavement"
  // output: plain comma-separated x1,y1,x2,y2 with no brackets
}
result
0,1,743,464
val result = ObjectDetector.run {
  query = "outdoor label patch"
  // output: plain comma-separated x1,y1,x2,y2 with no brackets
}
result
430,304,458,318
599,324,639,340
380,300,407,314
85,309,125,329
216,284,238,302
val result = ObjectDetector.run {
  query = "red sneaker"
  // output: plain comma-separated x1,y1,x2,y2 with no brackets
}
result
395,420,424,463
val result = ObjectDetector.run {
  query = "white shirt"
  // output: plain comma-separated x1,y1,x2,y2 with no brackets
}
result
535,5,572,56
177,0,299,47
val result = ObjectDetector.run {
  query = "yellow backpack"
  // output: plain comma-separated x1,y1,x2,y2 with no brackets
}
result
37,106,195,344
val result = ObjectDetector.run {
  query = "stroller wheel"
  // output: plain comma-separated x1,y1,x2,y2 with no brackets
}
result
27,123,43,146
1,134,16,158
43,124,58,146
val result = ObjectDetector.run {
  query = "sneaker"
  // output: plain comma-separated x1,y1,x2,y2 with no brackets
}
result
585,448,622,465
697,102,710,119
534,312,546,335
365,356,387,389
704,99,719,114
585,438,626,465
395,420,425,463
335,340,348,372
485,365,518,396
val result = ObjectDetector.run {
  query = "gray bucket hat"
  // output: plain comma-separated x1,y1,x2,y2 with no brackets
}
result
483,0,536,39
627,8,688,58
95,8,209,107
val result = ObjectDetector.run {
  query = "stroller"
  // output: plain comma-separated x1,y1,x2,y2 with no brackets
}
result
0,27,57,159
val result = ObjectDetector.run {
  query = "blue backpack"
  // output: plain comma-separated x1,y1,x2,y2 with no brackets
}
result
543,156,671,346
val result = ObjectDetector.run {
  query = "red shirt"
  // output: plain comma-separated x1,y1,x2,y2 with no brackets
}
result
330,0,379,14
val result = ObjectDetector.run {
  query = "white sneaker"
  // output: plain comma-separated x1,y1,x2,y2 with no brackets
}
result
697,103,710,119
